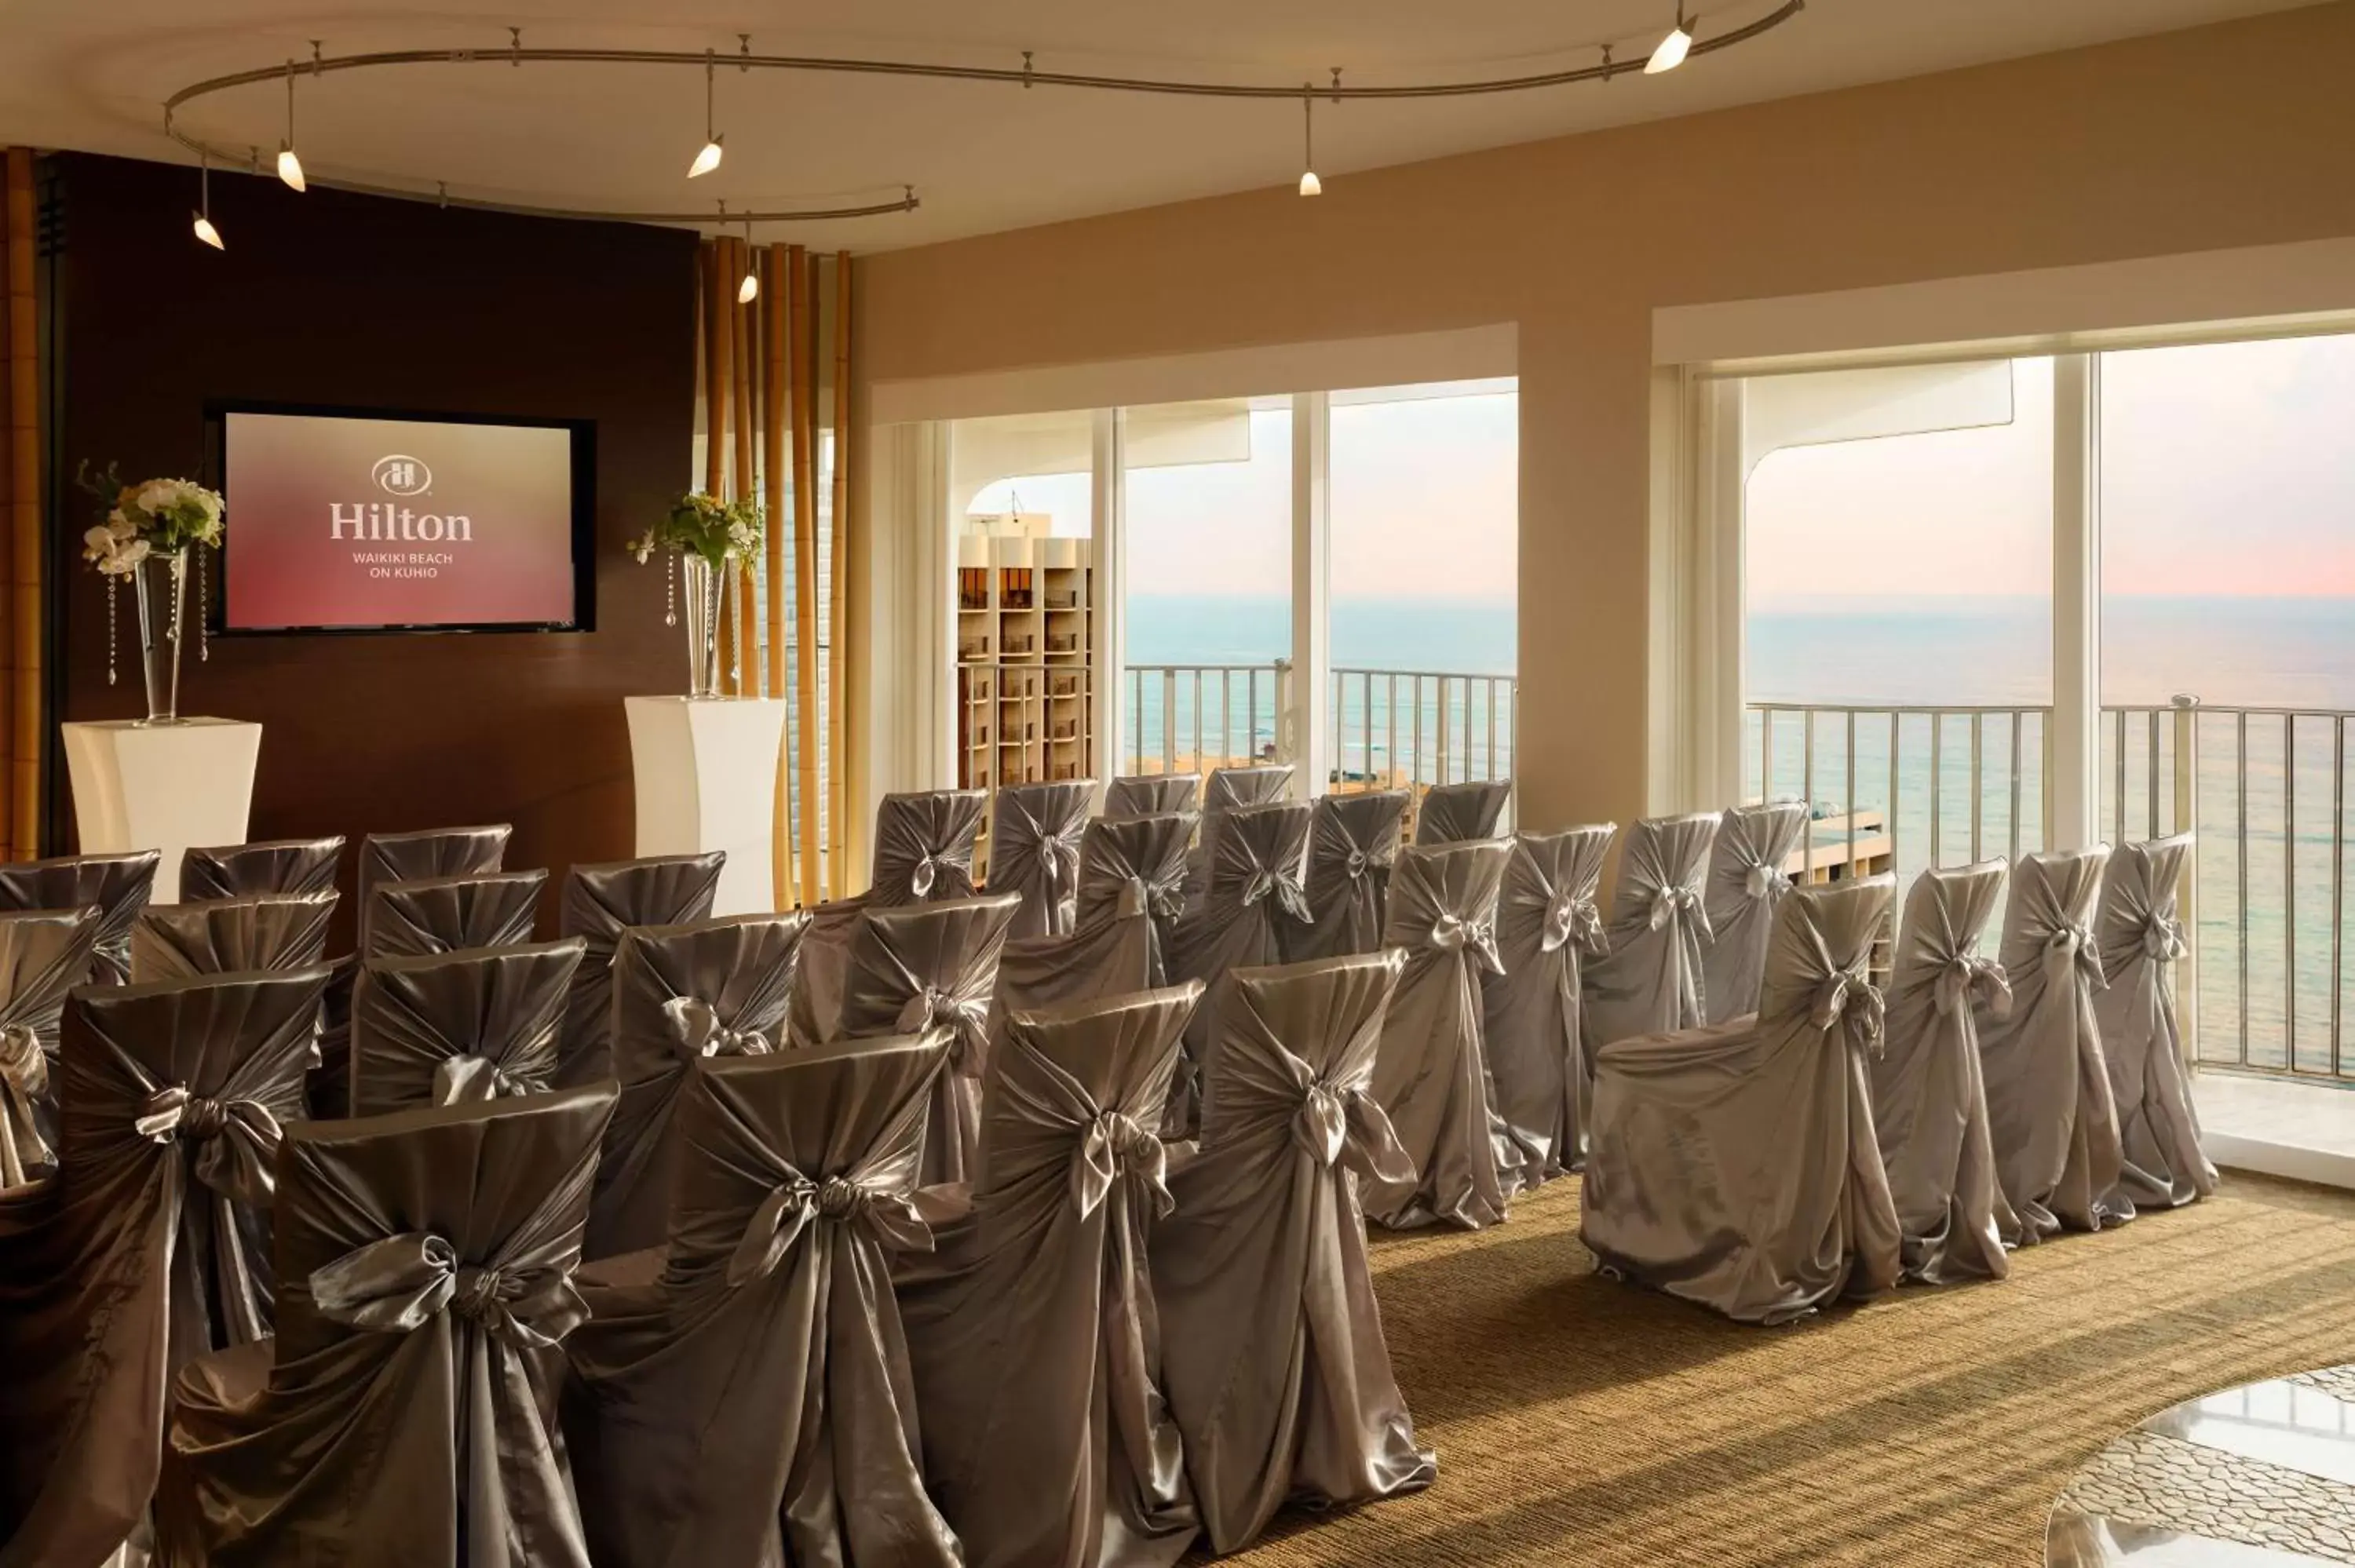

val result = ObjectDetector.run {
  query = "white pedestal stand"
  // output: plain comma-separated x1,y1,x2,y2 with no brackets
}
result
625,696,789,917
61,717,263,904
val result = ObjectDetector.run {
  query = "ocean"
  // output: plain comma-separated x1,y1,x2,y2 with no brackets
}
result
1129,592,2355,1074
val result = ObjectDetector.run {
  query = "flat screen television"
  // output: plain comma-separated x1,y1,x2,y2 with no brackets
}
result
210,402,595,633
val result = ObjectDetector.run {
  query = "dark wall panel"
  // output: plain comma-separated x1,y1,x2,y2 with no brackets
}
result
51,151,694,924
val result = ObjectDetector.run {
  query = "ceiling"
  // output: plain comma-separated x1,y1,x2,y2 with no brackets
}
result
0,0,2319,251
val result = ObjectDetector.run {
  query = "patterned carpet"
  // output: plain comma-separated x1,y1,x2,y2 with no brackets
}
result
1228,1171,2355,1568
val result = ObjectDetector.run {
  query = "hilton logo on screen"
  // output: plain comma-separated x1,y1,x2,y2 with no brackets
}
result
330,453,472,542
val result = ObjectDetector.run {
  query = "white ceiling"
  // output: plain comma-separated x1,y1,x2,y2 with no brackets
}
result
0,0,2317,251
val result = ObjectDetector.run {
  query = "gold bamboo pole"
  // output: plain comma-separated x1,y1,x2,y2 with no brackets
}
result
5,150,38,859
728,236,757,699
789,246,820,904
827,253,851,899
762,243,794,906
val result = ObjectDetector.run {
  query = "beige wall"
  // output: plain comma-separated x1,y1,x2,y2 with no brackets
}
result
858,3,2355,832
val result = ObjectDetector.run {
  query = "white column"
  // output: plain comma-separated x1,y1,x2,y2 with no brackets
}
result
1090,408,1127,798
2050,353,2102,850
1289,392,1331,799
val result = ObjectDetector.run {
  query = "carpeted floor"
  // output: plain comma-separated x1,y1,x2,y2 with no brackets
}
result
1229,1170,2355,1568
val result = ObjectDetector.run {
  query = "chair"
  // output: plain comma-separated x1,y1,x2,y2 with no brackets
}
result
565,1037,958,1568
131,890,338,982
1185,763,1295,903
1875,860,2015,1284
1167,800,1313,1134
0,908,104,1189
159,1085,615,1568
823,893,1020,1189
1072,809,1196,985
1582,811,1718,1047
1412,778,1512,844
869,789,986,906
0,848,161,986
0,965,330,1566
1291,789,1408,960
557,851,726,1084
363,869,546,959
355,823,511,951
1104,772,1199,819
899,983,1204,1568
2091,835,2217,1215
180,835,344,902
1979,846,2127,1245
1699,800,1809,1025
585,913,808,1260
1157,951,1435,1553
988,777,1096,939
1582,875,1902,1324
348,938,584,1116
1483,823,1616,1186
1363,838,1516,1231
783,897,866,1053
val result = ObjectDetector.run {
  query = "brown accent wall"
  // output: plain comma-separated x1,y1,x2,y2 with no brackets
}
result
49,152,694,928
856,2,2355,833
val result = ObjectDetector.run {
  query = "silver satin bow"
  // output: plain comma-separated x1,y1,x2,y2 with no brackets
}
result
0,1024,51,1187
662,995,772,1059
1810,965,1887,1056
1294,1081,1416,1184
1071,1108,1172,1220
1430,911,1505,974
2141,912,2189,965
1543,891,1607,957
1934,953,2012,1019
310,1231,587,1349
1744,862,1793,901
1648,884,1711,943
896,985,989,1074
726,1170,933,1285
908,847,969,899
2044,921,2108,990
1241,866,1313,923
432,1053,539,1107
1114,863,1187,921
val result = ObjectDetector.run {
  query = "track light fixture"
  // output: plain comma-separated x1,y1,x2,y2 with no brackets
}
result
688,49,725,178
1298,87,1321,197
736,211,760,302
276,59,307,190
192,152,224,249
1647,3,1695,74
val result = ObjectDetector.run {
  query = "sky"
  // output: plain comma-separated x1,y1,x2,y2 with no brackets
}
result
1747,332,2355,609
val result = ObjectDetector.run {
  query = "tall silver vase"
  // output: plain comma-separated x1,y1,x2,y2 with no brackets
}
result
131,549,188,727
681,553,725,699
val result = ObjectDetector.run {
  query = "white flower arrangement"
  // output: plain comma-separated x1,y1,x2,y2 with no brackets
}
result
78,470,225,578
629,491,763,569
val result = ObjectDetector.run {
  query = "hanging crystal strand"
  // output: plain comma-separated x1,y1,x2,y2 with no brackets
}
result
665,549,677,627
106,574,118,686
728,559,743,691
197,544,210,661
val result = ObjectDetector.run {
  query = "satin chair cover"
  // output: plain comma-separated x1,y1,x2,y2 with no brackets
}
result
356,824,512,951
349,938,585,1117
1699,801,1809,1025
899,983,1204,1568
783,898,867,1054
1157,951,1436,1553
1073,810,1196,986
1185,764,1295,904
586,913,809,1260
1167,800,1313,1135
2092,835,2218,1215
364,869,546,960
1291,789,1408,961
1978,846,2127,1244
158,1084,615,1568
1104,773,1199,819
180,835,344,902
557,852,726,1085
1363,838,1516,1231
869,789,986,907
1874,861,2016,1284
1583,811,1718,1047
0,848,160,986
1582,874,1903,1324
826,893,1020,1190
1411,779,1511,845
132,890,338,983
566,1037,959,1568
0,965,330,1568
1483,824,1616,1187
990,778,1096,940
0,908,104,1189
